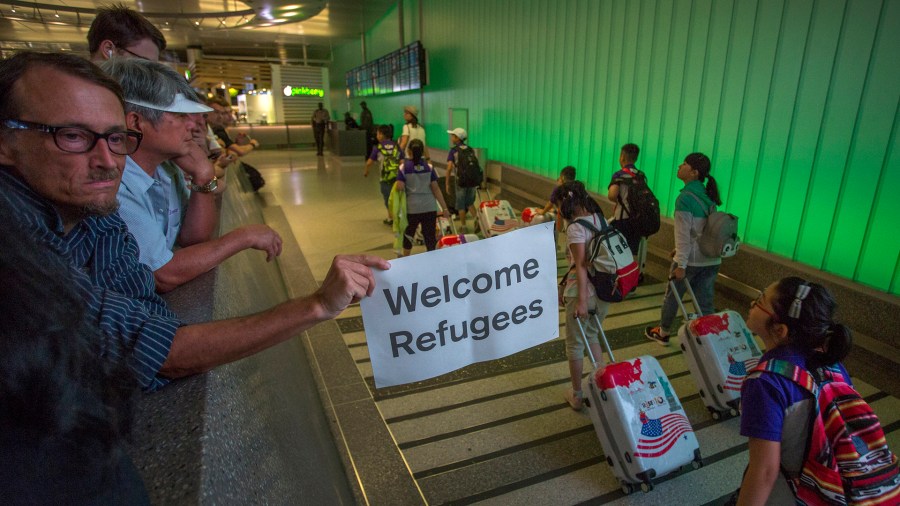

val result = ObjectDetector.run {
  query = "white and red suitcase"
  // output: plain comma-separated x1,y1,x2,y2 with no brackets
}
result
672,279,764,419
576,314,702,494
475,188,520,238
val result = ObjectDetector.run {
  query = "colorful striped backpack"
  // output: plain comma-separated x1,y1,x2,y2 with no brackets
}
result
755,360,900,505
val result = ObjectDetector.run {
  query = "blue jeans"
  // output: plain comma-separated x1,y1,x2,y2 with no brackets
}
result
380,180,393,209
659,263,719,331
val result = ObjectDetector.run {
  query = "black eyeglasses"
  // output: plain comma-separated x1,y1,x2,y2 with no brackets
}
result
1,119,142,155
115,45,151,61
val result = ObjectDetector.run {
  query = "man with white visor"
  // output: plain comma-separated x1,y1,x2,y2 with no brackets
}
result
102,58,282,292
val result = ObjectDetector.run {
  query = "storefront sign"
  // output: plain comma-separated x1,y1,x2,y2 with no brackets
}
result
282,85,324,98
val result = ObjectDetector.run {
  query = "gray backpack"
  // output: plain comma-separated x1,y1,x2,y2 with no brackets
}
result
685,192,741,258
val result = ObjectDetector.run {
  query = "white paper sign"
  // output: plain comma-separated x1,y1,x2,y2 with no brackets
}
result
360,223,559,388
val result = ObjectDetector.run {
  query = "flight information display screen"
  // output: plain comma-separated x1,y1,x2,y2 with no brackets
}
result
346,41,427,97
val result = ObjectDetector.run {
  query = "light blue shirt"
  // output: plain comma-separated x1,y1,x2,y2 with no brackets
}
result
117,157,190,271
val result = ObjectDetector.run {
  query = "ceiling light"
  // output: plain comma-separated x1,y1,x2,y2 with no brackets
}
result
282,11,300,17
54,11,59,18
281,4,302,9
10,5,16,12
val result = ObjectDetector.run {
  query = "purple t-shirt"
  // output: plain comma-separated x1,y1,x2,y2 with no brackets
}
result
740,345,852,442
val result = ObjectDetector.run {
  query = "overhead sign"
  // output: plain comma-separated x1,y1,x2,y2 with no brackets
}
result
360,223,559,388
282,85,324,98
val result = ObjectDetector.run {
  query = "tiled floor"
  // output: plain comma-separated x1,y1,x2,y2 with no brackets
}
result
242,148,900,506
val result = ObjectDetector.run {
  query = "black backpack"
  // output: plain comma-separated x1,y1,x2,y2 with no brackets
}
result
455,146,483,188
615,168,660,237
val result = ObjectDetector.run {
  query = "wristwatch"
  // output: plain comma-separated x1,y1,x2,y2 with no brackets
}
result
190,176,218,193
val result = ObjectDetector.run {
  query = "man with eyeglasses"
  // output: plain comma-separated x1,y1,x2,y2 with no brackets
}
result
101,57,282,293
88,5,166,63
0,52,390,392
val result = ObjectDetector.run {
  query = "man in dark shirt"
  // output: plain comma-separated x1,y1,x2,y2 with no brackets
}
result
0,52,390,392
360,101,375,159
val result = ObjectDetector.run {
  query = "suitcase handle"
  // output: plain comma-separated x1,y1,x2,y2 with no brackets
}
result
437,201,457,235
574,312,615,367
668,267,703,320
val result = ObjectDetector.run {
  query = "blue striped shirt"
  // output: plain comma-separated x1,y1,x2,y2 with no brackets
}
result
0,169,179,391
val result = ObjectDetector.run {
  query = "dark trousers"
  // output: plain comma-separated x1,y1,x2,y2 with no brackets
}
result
404,211,437,251
313,123,326,153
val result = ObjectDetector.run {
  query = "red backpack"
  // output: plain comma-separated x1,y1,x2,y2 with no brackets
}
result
754,360,900,505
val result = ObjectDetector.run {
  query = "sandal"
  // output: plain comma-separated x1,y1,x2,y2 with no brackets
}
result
565,388,584,411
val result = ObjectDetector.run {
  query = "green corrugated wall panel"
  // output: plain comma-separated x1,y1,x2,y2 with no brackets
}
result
845,0,900,292
747,0,811,249
731,0,783,242
330,0,899,294
769,3,842,259
824,0,892,278
713,0,757,214
797,1,880,271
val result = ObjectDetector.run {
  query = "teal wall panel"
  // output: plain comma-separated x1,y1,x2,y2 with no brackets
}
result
330,0,900,295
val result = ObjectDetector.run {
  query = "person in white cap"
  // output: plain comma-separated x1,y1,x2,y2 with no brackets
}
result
399,105,426,157
444,127,480,232
102,58,282,292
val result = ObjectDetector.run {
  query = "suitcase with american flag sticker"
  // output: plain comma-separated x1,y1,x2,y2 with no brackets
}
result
576,314,702,495
474,188,520,238
672,280,763,420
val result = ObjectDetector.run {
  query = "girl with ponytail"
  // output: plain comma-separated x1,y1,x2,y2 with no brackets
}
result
645,152,723,344
550,181,611,411
735,277,853,504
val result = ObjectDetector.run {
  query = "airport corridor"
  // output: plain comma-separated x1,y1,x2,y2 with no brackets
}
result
242,147,900,506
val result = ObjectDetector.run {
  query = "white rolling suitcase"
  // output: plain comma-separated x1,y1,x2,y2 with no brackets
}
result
576,314,702,494
672,279,764,419
475,188,520,238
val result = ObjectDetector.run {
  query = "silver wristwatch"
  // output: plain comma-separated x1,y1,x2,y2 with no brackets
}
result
190,176,218,193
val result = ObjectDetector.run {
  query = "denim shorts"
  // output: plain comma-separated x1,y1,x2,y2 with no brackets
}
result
455,186,476,210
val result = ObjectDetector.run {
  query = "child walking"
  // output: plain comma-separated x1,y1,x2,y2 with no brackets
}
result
645,152,722,345
364,125,401,225
395,139,449,256
736,277,855,504
550,181,610,410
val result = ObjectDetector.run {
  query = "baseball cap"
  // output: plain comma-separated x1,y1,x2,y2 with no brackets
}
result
447,127,467,141
125,93,213,113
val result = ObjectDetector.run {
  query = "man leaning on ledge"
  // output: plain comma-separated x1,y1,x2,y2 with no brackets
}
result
101,58,282,293
0,52,390,392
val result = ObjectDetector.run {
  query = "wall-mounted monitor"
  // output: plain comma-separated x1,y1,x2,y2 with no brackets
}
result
346,41,427,97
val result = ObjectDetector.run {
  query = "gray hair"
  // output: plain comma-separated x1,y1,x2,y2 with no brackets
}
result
99,57,197,125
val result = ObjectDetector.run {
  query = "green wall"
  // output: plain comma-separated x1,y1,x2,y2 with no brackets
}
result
331,0,900,295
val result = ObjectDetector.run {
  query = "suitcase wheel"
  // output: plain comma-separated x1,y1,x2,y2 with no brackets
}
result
710,409,722,421
620,482,634,495
692,459,703,470
640,482,653,493
729,407,740,417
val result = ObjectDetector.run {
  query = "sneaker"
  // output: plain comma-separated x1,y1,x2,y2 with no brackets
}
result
644,326,670,346
565,388,584,411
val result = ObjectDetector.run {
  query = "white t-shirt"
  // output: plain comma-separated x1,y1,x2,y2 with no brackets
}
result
563,213,603,297
402,123,427,152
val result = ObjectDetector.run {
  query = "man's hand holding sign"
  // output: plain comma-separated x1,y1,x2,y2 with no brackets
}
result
361,223,559,388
